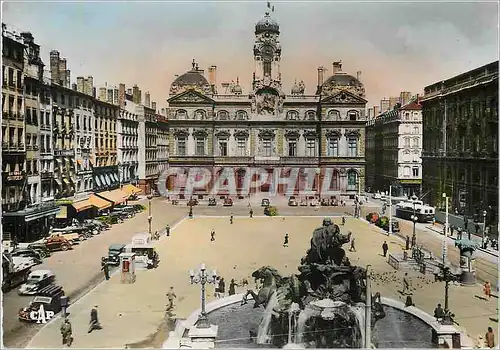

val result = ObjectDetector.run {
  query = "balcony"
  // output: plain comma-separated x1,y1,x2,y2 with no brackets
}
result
213,156,254,164
54,149,74,156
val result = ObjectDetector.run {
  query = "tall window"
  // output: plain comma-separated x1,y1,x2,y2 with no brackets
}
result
412,137,419,147
177,137,186,156
306,139,316,157
412,167,419,177
237,138,246,156
328,138,339,157
347,137,357,157
288,139,297,157
195,137,205,156
219,138,228,156
263,62,271,76
404,166,410,177
405,137,410,147
347,171,357,191
263,139,272,156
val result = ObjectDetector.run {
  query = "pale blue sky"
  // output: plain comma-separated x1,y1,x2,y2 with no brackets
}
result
3,1,499,108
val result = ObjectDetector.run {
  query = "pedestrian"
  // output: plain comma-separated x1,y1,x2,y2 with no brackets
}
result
88,305,101,333
450,225,454,237
457,227,462,240
486,327,495,348
166,224,170,236
230,213,234,224
349,236,356,252
283,233,289,248
101,257,109,280
189,206,193,219
402,273,410,295
218,277,225,298
464,215,468,229
249,208,253,218
484,281,492,299
342,216,346,226
454,208,459,215
382,241,388,257
434,303,445,320
432,217,436,226
210,229,216,242
411,233,416,248
228,278,239,296
405,295,414,307
405,236,410,251
166,286,177,310
475,222,480,235
60,318,73,347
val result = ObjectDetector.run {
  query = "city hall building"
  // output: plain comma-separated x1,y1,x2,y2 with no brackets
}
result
166,10,368,196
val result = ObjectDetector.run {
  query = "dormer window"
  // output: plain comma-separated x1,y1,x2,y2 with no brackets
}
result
348,111,357,121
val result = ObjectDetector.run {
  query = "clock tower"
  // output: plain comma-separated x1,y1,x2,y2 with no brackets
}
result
252,10,282,91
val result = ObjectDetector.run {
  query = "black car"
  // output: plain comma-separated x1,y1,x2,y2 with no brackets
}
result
26,244,51,259
261,198,270,207
208,198,217,206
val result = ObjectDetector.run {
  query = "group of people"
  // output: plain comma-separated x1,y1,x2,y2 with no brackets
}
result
59,305,102,347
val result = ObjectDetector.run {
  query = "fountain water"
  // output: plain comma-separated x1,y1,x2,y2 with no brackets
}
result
257,293,278,344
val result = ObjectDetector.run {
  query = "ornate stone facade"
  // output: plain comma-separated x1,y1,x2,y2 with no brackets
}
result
421,61,498,222
166,10,368,195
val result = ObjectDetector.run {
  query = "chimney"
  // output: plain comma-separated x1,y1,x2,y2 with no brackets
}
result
132,85,140,104
127,88,132,95
58,58,67,86
400,91,412,106
208,65,217,87
368,108,374,119
65,70,70,88
380,98,390,112
373,105,380,116
118,83,126,107
72,83,77,91
317,66,325,87
332,61,342,75
87,76,94,96
99,87,107,101
77,76,85,93
356,71,362,81
145,92,151,107
50,50,60,84
152,102,157,111
138,90,142,105
92,87,96,98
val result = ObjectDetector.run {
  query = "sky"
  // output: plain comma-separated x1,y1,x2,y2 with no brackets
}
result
3,1,499,109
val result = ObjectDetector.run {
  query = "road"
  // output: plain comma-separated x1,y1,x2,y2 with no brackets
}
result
3,194,498,347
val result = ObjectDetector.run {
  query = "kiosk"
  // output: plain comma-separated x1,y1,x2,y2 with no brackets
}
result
119,252,136,284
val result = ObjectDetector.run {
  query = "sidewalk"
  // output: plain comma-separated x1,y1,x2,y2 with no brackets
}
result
26,216,497,348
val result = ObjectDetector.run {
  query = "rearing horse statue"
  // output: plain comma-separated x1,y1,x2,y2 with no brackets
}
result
241,266,282,308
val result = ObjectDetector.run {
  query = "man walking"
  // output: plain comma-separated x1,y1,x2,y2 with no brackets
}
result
342,216,346,226
210,229,216,242
283,233,289,248
166,224,170,236
405,236,410,251
486,327,495,348
449,225,454,237
88,305,101,333
230,213,234,224
166,286,177,310
349,236,356,252
101,257,109,280
411,233,416,248
60,318,73,347
249,209,253,218
402,273,410,295
228,278,239,296
382,241,389,257
463,215,468,231
433,303,445,320
475,222,480,235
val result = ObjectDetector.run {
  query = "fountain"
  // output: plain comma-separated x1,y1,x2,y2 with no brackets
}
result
239,218,386,348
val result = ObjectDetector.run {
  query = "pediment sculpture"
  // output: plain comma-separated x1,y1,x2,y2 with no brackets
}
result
192,129,209,137
174,91,209,103
303,130,317,139
344,129,361,138
325,129,342,139
172,128,189,137
234,130,250,138
215,129,231,138
256,92,277,116
284,129,300,139
258,129,276,139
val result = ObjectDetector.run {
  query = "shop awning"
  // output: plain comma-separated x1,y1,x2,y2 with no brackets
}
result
72,199,93,212
89,194,112,210
122,184,142,196
96,189,128,205
56,206,68,219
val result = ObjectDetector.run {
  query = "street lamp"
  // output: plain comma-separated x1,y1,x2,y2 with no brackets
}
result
189,263,218,329
315,167,321,199
442,193,449,264
388,185,392,236
482,210,487,246
147,194,153,240
440,263,458,325
410,195,418,246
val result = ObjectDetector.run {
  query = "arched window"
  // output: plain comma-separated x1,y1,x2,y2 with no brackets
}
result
217,110,229,120
328,110,340,120
236,110,248,120
404,166,411,177
330,170,340,191
194,110,206,120
347,170,358,191
175,109,187,120
287,110,299,120
305,110,316,121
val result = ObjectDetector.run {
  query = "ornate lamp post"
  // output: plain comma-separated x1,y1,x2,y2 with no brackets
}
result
440,263,458,325
189,263,218,329
410,195,418,246
147,194,153,240
315,167,321,200
482,210,487,246
442,193,449,264
388,185,393,236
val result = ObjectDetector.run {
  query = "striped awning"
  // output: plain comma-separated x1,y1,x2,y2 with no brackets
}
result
122,184,142,196
89,194,112,210
72,199,93,212
96,189,128,205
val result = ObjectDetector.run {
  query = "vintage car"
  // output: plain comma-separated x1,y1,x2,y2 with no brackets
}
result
18,269,56,295
321,198,330,206
208,198,217,206
43,236,72,252
300,200,308,206
18,285,65,322
10,249,43,265
108,244,126,266
223,198,233,207
187,198,199,206
50,229,84,244
26,243,51,258
261,198,270,207
288,196,298,207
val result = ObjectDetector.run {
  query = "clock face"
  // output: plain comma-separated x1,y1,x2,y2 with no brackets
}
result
261,45,274,62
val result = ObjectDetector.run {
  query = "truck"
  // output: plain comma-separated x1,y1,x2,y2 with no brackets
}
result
2,253,34,292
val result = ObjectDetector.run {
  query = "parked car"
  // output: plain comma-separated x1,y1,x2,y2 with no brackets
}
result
208,198,217,206
261,198,270,207
43,236,72,252
108,244,126,266
187,198,199,206
10,249,43,265
223,198,233,207
26,243,51,259
18,270,55,295
18,285,66,322
288,196,298,206
321,198,330,206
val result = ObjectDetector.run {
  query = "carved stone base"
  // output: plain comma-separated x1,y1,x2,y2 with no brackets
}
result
460,271,476,286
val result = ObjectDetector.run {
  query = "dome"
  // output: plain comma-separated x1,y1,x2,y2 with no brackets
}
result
170,60,212,95
232,84,242,94
323,73,362,87
255,12,280,34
